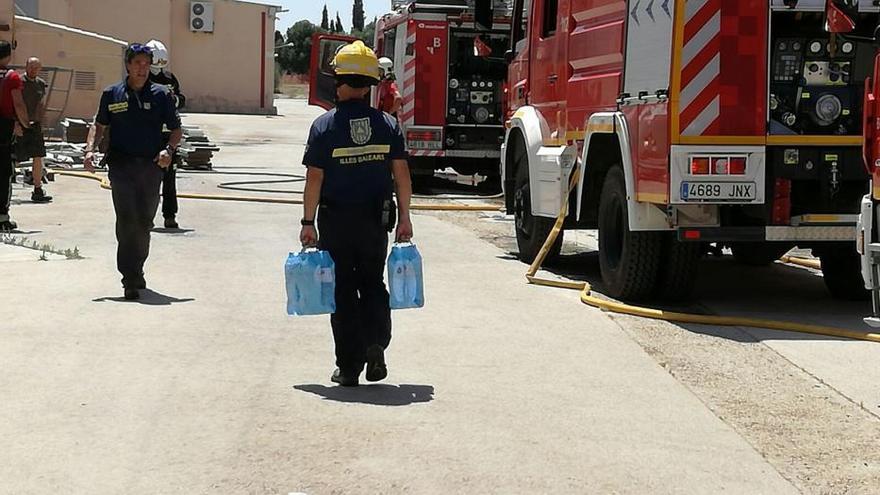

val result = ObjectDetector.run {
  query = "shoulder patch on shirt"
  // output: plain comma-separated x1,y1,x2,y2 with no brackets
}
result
108,101,128,113
350,117,372,146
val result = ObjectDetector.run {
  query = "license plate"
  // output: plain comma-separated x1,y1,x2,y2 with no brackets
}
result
681,182,757,202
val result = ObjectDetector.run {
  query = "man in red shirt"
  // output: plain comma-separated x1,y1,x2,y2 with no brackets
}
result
0,40,32,231
376,57,401,116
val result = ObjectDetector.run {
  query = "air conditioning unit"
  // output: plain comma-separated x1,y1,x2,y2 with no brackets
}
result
190,1,214,33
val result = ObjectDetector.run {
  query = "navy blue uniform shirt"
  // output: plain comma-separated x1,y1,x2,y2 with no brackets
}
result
302,99,407,204
95,79,181,159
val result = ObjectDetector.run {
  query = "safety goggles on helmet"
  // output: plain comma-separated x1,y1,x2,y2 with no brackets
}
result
331,40,380,83
125,43,154,64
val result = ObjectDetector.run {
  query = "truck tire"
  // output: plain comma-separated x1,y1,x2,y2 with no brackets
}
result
512,142,562,264
731,242,790,266
655,234,702,301
819,251,870,301
598,167,661,301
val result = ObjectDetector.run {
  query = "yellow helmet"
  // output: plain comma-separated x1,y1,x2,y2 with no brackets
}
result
332,40,380,82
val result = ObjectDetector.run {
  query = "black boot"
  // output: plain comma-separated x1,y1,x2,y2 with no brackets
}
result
365,345,388,382
31,187,52,203
164,216,179,229
330,368,359,387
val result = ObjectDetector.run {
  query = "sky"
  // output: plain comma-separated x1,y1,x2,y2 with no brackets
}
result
253,0,390,32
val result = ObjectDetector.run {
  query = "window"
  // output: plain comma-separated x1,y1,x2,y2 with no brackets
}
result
512,0,531,50
542,0,558,38
384,29,396,60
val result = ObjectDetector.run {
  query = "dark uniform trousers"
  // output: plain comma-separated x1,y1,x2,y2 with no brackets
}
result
161,163,178,219
108,156,164,288
0,119,14,221
318,202,392,373
160,133,178,219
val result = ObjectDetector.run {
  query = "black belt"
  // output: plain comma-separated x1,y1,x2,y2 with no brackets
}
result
108,150,157,162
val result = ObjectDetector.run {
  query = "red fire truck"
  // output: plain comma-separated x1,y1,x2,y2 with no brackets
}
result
491,0,875,301
309,0,512,182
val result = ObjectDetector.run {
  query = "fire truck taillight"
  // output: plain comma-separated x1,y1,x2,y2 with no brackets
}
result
711,158,729,175
690,157,710,175
728,157,747,175
689,156,747,175
406,130,443,150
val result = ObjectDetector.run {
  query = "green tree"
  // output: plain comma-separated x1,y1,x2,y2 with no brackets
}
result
321,5,329,30
350,17,377,49
329,19,336,32
335,12,344,33
352,0,365,31
279,20,321,75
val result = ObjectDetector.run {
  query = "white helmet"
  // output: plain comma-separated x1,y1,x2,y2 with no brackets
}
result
145,39,169,73
378,57,393,74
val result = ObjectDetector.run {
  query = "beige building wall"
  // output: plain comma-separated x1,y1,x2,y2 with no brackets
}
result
31,0,278,114
32,0,172,44
13,16,126,124
169,0,277,113
0,0,13,45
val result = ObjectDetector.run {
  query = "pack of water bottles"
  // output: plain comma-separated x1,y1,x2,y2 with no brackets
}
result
284,248,336,316
388,242,425,310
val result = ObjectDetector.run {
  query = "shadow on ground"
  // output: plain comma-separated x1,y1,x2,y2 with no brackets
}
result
93,289,195,306
152,227,196,235
294,383,434,406
412,174,500,196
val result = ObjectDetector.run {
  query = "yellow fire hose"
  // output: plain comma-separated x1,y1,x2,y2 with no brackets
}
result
56,169,879,341
525,170,880,343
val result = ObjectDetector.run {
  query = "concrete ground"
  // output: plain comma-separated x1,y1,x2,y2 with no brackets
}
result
0,99,875,493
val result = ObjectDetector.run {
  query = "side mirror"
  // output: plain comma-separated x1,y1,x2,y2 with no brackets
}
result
504,49,515,64
825,0,857,34
474,0,494,31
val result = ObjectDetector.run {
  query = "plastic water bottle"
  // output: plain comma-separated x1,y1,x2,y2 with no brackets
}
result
319,250,336,312
388,243,425,310
391,261,407,304
285,248,336,316
408,245,424,307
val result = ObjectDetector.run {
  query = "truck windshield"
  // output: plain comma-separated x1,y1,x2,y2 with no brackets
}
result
449,32,509,80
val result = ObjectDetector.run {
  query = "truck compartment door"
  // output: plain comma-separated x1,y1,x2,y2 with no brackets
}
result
533,145,577,217
308,34,357,111
863,53,880,177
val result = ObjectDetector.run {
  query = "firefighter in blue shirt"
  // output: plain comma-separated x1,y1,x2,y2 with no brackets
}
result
84,43,182,301
300,40,413,387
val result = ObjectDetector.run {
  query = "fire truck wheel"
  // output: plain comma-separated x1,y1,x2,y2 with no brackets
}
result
598,167,661,301
731,242,791,266
819,250,870,301
655,235,701,301
513,148,562,264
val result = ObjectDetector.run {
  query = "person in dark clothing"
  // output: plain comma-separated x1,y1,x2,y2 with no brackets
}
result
18,57,52,203
0,40,32,231
300,40,413,387
146,39,185,229
84,43,182,301
376,57,401,115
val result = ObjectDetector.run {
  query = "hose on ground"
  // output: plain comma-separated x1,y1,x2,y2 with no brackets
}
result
524,169,880,342
53,170,503,211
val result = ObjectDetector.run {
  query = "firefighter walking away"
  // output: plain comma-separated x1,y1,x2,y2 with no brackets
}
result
300,40,413,387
